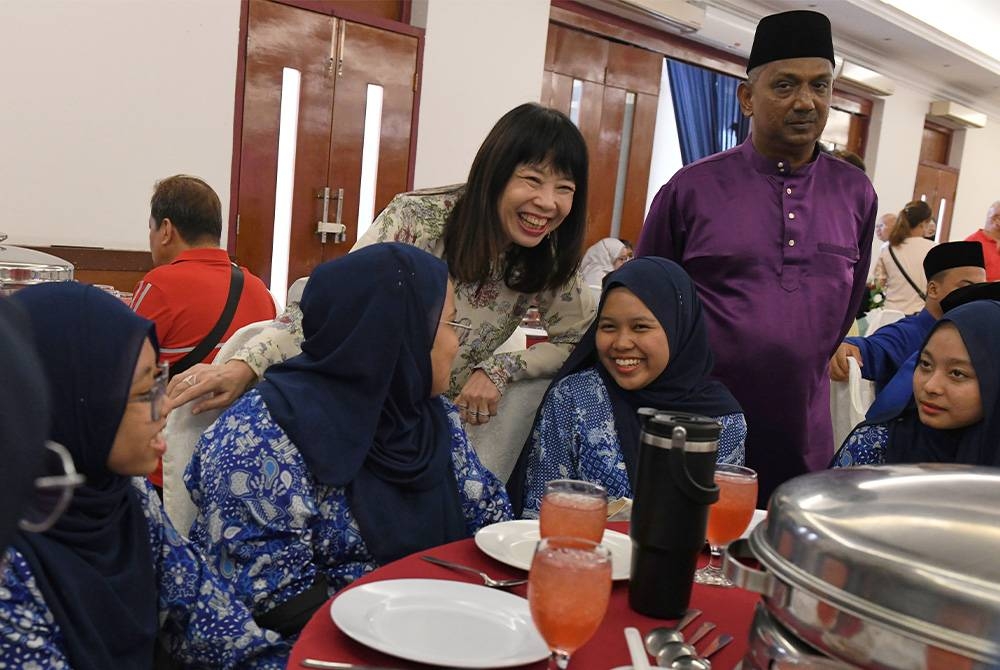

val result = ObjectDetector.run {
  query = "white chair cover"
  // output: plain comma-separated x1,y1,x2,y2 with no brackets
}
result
829,357,875,456
161,319,274,535
464,377,550,483
863,308,906,335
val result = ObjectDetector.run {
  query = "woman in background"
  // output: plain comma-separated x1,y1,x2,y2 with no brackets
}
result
580,237,633,286
170,103,595,428
873,200,936,315
833,300,999,467
0,283,285,669
509,257,746,517
186,245,511,636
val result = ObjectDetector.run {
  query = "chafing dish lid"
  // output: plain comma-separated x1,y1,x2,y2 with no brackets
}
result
0,233,74,285
751,464,1000,656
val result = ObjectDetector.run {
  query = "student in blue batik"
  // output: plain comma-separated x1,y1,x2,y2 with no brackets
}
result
833,300,1000,468
186,243,511,636
0,283,287,669
508,257,746,517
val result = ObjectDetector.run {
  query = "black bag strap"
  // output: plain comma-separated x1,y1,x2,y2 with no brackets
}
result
254,573,329,637
887,245,926,301
169,263,244,379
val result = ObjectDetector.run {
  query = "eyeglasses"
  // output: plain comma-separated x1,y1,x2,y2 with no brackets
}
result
130,361,169,422
18,441,86,533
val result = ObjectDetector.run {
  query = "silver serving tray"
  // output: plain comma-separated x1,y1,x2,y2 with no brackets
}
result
725,464,1000,669
0,233,74,294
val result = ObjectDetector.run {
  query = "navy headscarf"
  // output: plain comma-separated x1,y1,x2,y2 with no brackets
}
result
0,299,49,555
509,257,741,512
881,300,1000,467
10,283,158,670
256,243,466,563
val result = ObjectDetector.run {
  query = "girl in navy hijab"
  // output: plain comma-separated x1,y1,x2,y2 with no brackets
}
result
186,244,511,636
833,300,1000,467
509,257,745,517
0,283,286,669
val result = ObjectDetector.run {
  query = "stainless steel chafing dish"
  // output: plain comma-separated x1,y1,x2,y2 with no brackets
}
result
726,464,1000,670
0,233,74,295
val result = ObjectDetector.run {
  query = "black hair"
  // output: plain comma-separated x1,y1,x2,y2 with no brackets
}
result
442,103,589,294
150,175,222,245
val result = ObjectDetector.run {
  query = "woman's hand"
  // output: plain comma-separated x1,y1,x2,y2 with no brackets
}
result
455,370,501,425
166,360,257,415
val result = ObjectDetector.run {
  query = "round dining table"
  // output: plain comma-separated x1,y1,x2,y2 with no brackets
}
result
289,522,759,669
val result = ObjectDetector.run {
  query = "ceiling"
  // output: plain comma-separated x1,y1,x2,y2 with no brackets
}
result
696,0,1000,116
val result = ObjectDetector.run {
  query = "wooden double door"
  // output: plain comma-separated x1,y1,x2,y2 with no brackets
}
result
541,23,663,249
233,0,419,289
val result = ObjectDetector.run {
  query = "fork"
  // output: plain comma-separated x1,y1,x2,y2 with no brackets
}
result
421,555,528,587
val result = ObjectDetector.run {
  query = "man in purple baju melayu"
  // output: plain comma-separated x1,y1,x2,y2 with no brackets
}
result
636,10,877,504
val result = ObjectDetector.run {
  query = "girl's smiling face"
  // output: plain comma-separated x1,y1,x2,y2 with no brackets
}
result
595,287,670,391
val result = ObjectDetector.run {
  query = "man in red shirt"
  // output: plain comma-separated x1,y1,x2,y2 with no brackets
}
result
131,175,276,489
965,201,1000,280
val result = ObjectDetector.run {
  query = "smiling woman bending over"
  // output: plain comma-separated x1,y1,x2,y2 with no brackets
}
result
170,103,596,428
508,257,747,517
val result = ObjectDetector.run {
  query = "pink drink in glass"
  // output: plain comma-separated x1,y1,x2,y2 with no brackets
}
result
539,480,608,543
529,537,612,667
705,470,758,547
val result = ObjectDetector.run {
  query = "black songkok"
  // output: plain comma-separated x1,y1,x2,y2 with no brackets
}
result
923,241,985,281
747,10,836,74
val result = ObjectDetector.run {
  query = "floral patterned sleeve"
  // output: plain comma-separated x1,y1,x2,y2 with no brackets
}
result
521,370,631,518
832,423,890,467
440,397,513,529
185,391,344,616
135,478,290,669
228,302,305,379
0,548,69,667
477,272,597,393
873,250,888,287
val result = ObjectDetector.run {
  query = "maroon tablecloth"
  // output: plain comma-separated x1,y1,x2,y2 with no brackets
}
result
290,522,758,669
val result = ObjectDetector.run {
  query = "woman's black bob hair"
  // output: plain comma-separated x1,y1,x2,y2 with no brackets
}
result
443,103,589,294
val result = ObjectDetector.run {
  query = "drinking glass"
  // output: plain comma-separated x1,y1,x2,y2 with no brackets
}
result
694,464,758,587
539,479,608,543
528,536,612,669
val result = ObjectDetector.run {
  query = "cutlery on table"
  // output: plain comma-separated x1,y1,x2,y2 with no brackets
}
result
665,632,733,670
624,626,652,670
654,622,717,667
644,608,703,655
420,555,528,588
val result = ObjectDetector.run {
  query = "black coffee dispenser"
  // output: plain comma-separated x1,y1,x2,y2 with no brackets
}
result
629,411,720,619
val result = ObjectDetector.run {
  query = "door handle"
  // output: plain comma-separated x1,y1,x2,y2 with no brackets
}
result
316,186,347,243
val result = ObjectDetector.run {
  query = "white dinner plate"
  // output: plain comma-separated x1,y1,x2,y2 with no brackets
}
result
330,578,548,668
741,509,768,539
474,519,632,580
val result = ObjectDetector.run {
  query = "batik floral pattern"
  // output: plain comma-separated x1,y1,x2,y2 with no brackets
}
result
186,390,511,622
519,368,748,518
831,423,888,467
0,479,287,668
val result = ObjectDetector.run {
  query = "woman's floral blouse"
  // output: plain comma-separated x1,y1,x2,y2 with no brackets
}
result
0,479,288,668
232,184,596,397
185,390,511,620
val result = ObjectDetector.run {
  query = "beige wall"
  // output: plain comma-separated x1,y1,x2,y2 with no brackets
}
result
0,0,240,250
1,0,998,257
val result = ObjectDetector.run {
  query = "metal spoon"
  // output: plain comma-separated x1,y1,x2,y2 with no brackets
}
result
654,622,716,667
643,609,703,656
662,633,734,670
